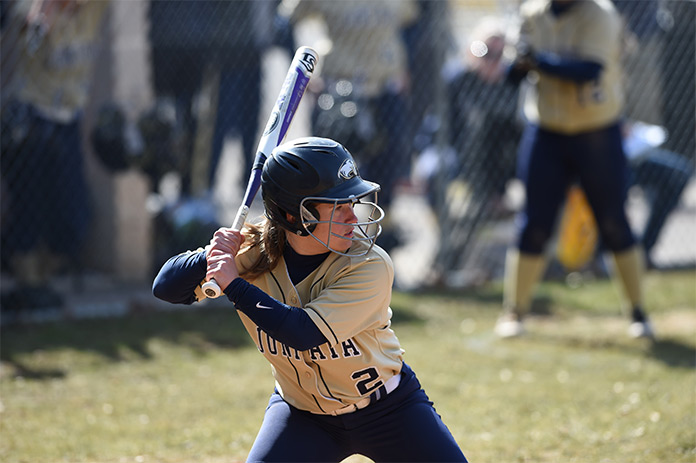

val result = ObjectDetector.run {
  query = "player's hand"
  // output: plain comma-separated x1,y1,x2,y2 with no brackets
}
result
512,54,536,74
205,228,244,293
207,227,244,256
511,43,537,75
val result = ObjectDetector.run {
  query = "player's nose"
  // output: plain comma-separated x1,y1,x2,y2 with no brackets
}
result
345,207,359,224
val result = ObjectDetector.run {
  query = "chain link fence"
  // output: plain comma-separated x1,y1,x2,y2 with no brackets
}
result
1,0,694,312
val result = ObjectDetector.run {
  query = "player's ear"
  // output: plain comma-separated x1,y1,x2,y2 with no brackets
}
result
301,204,319,223
299,203,320,234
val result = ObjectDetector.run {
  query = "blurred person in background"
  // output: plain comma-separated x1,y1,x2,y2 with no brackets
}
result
0,0,110,312
658,0,695,157
615,122,693,271
402,0,454,147
625,150,694,271
613,0,667,127
278,0,419,253
447,17,521,204
205,0,295,196
612,0,694,270
616,0,695,157
427,17,523,282
144,0,295,275
147,0,291,198
146,0,207,197
495,0,654,339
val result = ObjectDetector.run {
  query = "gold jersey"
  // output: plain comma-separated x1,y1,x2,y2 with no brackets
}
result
234,239,404,415
519,0,625,134
10,0,110,122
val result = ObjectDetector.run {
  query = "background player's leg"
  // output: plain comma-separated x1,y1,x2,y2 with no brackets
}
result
497,126,569,336
611,246,646,312
576,124,652,338
501,249,547,322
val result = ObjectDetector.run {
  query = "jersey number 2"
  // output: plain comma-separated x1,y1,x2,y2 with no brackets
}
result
351,367,384,395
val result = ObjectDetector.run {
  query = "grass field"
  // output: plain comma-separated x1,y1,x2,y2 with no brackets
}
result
1,270,694,463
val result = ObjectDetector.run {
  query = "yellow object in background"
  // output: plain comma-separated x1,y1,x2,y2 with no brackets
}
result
557,185,598,271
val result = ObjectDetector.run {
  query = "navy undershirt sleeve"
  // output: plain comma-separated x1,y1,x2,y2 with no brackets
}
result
505,62,530,85
534,53,602,82
152,249,207,304
225,277,328,351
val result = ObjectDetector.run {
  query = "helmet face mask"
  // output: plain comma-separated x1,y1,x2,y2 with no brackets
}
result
261,137,384,255
300,193,384,257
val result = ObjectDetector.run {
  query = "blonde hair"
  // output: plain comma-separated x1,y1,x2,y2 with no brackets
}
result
240,218,287,281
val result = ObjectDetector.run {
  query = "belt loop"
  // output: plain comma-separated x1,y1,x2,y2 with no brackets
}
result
330,373,402,415
370,384,388,403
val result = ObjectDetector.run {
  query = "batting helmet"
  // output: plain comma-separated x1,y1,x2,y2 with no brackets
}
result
261,137,384,254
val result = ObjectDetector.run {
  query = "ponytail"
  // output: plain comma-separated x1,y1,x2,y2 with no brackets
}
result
240,218,286,280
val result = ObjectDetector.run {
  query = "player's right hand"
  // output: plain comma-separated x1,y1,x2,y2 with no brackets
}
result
511,42,537,73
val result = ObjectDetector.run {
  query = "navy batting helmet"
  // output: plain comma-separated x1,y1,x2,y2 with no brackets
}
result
261,137,384,253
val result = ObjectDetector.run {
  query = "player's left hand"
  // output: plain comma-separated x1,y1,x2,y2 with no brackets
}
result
207,227,244,256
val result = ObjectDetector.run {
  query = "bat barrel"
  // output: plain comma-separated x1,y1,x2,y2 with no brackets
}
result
202,46,317,300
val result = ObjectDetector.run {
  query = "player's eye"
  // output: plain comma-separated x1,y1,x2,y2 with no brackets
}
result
336,203,355,214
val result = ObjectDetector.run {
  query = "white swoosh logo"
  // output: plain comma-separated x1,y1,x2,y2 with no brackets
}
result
256,302,273,310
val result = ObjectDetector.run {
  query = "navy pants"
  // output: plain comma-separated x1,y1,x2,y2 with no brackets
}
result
246,363,467,462
1,104,91,258
516,123,636,254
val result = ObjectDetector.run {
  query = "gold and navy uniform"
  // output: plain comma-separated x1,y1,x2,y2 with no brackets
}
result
153,240,467,461
519,0,625,134
511,0,637,255
234,238,404,415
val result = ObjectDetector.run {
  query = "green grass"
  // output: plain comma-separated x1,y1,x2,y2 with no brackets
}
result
1,270,695,463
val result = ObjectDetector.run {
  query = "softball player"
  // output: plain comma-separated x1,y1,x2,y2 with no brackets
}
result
496,0,654,339
153,137,467,462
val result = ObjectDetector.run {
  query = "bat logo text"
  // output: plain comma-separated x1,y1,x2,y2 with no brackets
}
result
299,52,316,74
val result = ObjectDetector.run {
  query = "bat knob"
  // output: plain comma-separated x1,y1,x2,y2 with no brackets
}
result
202,280,222,299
